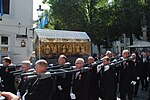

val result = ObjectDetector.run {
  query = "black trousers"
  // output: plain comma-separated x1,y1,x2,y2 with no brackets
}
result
119,84,133,100
141,77,149,90
133,80,139,96
100,85,116,100
89,81,99,100
148,85,150,100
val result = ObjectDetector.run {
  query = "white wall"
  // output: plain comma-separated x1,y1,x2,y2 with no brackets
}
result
0,0,33,63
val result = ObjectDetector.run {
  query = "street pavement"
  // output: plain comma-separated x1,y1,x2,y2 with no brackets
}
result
118,85,149,100
133,88,149,100
99,85,149,100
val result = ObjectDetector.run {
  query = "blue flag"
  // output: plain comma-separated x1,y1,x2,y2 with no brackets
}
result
39,18,43,29
0,0,4,16
35,25,39,29
36,14,49,29
44,14,48,25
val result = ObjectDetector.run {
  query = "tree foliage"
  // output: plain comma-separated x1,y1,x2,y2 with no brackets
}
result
43,0,150,52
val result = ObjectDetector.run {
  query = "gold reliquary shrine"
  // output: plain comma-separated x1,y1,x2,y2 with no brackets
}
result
35,29,91,58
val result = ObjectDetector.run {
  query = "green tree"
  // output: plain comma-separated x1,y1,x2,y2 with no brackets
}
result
43,0,149,53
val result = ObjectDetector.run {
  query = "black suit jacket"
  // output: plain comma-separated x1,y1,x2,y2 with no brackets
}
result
132,59,141,80
72,71,91,100
100,66,116,89
0,66,16,94
119,59,136,85
140,56,149,78
53,73,72,100
99,66,117,100
25,77,53,100
18,75,28,96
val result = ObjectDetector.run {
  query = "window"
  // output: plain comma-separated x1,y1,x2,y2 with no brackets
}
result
0,35,9,63
1,47,8,52
0,36,9,52
1,36,8,45
2,0,10,14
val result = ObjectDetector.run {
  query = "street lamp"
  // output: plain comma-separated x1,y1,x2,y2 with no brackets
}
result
21,40,26,47
141,12,148,41
37,5,43,29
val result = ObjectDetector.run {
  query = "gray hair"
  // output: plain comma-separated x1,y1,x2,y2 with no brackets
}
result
35,59,48,67
122,50,129,55
22,60,31,67
75,58,85,64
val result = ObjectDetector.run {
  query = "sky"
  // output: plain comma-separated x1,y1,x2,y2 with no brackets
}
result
33,0,49,20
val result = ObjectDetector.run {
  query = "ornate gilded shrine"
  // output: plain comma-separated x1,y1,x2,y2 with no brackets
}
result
35,29,91,59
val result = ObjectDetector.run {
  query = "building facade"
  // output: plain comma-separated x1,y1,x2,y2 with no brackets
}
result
0,0,33,63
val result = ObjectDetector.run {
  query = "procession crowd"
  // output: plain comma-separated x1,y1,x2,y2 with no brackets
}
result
0,49,150,100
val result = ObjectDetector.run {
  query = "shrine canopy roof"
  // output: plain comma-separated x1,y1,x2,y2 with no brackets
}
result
35,29,91,41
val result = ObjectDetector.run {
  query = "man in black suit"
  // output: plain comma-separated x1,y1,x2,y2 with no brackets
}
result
17,60,32,97
147,51,150,100
71,58,91,100
97,56,117,100
140,52,149,90
87,56,99,100
24,59,53,100
119,50,136,100
52,55,72,100
0,57,16,94
131,53,141,96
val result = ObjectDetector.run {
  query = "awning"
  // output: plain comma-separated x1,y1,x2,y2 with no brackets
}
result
35,29,91,41
128,41,150,48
